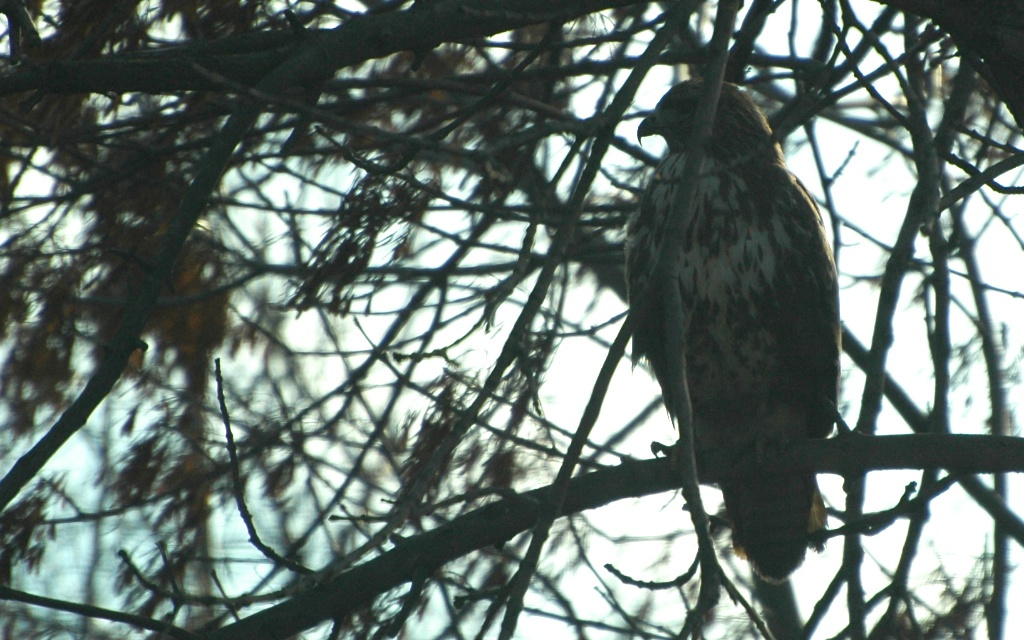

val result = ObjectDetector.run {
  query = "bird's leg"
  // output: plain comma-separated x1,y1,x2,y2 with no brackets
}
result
650,440,676,458
652,440,710,489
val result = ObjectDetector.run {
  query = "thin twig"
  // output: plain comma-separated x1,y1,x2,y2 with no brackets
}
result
215,358,312,575
658,1,744,633
605,556,699,590
495,7,698,639
0,585,197,640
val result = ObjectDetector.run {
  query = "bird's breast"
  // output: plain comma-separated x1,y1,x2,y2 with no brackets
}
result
676,170,791,317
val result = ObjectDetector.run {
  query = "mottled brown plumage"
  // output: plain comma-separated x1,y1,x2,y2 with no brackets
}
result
625,80,839,581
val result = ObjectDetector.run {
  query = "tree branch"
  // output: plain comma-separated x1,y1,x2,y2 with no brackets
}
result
0,0,644,97
203,434,1024,640
0,586,196,640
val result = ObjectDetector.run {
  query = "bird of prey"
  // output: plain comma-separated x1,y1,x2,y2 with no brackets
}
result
625,79,840,581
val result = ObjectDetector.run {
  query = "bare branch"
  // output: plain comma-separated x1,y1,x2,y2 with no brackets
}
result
202,433,1024,640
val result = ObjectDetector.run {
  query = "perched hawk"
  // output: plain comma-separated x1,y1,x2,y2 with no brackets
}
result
625,80,840,581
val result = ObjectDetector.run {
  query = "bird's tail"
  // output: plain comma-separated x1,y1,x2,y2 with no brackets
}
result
722,472,825,582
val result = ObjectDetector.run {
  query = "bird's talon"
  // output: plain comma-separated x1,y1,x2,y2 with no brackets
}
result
651,441,674,457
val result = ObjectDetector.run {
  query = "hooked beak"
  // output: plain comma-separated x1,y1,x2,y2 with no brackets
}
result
637,115,659,144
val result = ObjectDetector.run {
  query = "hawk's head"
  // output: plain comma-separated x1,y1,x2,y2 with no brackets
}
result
638,79,782,164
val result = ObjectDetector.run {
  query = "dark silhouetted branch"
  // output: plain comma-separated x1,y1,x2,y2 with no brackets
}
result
205,433,1024,640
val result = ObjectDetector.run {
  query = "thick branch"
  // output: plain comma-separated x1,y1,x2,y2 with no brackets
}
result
0,0,643,97
204,434,1024,640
